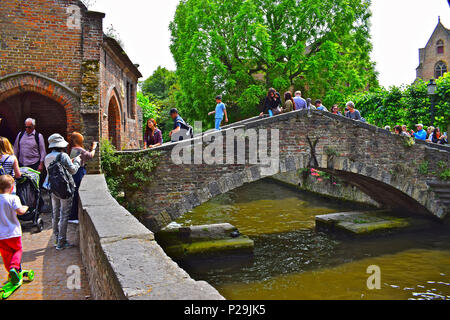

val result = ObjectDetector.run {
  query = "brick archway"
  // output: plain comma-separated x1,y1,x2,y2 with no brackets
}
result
0,72,81,142
107,93,121,150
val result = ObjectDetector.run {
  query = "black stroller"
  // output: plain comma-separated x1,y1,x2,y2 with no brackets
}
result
16,167,44,233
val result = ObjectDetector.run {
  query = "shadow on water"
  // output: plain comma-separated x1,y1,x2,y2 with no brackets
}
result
171,180,450,300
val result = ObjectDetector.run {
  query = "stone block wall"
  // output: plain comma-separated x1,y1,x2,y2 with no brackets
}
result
78,174,224,300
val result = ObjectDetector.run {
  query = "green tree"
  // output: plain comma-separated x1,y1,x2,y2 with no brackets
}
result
170,0,378,127
140,66,177,100
347,73,450,132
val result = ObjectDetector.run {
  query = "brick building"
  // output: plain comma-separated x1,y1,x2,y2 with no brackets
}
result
0,0,143,173
416,17,449,81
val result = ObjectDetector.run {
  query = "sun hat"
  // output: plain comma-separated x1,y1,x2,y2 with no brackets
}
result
416,124,424,128
48,134,69,149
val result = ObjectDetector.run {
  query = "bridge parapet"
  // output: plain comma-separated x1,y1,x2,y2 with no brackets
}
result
116,110,449,232
78,174,224,300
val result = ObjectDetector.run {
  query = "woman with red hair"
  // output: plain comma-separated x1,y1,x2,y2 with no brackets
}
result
144,119,163,149
68,132,97,223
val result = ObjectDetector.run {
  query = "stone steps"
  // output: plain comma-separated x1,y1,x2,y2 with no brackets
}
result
427,181,450,213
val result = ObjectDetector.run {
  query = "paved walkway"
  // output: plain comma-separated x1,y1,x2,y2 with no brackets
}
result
0,212,91,300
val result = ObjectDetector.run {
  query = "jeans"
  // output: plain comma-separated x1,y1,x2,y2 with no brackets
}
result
215,118,223,131
70,167,86,220
51,194,72,247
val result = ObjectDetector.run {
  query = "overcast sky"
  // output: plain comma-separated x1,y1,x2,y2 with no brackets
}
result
89,0,450,87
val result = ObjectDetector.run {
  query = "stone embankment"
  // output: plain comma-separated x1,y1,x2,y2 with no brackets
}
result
78,174,224,300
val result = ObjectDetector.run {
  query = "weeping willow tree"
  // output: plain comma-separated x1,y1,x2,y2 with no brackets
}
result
170,0,378,125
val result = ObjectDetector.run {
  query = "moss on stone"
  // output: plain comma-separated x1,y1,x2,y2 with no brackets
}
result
81,60,100,106
164,237,254,260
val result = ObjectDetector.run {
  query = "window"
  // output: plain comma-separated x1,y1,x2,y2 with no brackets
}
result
435,61,447,78
124,80,136,119
437,40,444,54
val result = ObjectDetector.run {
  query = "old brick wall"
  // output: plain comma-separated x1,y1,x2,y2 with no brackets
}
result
99,43,142,150
117,111,450,232
0,0,104,172
0,0,85,91
0,0,142,173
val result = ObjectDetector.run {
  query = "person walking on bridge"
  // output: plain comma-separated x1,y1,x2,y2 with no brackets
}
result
13,118,46,172
260,88,282,117
208,96,228,130
283,92,295,113
293,91,307,110
414,124,427,141
345,102,363,121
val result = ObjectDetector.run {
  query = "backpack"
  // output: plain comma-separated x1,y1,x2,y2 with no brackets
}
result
172,119,194,142
47,153,75,199
0,156,12,176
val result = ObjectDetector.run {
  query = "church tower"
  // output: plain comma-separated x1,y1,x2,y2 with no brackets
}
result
416,17,450,81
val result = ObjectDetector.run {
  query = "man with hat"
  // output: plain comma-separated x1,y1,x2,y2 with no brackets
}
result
43,134,81,251
414,124,427,141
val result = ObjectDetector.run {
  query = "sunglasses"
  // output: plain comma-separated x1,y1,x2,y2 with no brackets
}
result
25,126,34,129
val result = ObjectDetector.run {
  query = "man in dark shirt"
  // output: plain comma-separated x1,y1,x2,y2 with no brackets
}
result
260,89,282,117
169,108,192,142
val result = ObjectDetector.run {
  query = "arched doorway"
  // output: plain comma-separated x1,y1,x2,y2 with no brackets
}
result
0,92,67,148
108,95,121,149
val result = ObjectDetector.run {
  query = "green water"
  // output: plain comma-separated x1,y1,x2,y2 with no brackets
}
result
175,180,450,300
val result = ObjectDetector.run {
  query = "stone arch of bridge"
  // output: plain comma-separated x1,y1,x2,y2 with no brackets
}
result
121,110,449,232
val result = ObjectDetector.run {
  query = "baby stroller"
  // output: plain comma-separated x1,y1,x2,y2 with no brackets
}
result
16,167,44,233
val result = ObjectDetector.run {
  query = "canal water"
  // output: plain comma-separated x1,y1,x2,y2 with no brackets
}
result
174,180,450,300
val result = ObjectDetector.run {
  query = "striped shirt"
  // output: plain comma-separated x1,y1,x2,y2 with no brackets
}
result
0,155,16,177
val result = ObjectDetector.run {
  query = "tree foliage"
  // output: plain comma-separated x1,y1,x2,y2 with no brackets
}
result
138,67,180,142
170,0,378,126
140,66,177,100
347,73,450,132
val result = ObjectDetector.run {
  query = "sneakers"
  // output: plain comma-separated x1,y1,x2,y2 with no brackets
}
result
9,269,23,286
56,241,75,251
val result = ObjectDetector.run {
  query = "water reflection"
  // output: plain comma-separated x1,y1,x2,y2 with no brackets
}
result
174,180,450,300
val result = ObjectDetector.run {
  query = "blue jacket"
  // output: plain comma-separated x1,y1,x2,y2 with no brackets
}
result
414,130,427,141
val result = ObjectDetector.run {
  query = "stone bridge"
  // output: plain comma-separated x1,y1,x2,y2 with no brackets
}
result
118,110,450,232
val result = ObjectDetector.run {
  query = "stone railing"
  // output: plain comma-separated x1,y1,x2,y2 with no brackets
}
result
78,174,224,300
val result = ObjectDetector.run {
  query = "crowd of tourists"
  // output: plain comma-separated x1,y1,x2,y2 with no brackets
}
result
388,124,448,145
146,87,448,147
0,117,98,290
260,88,365,121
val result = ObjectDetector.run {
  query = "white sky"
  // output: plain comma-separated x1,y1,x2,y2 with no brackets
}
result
89,0,450,87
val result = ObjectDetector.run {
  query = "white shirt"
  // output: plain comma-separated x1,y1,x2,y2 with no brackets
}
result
0,194,23,240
